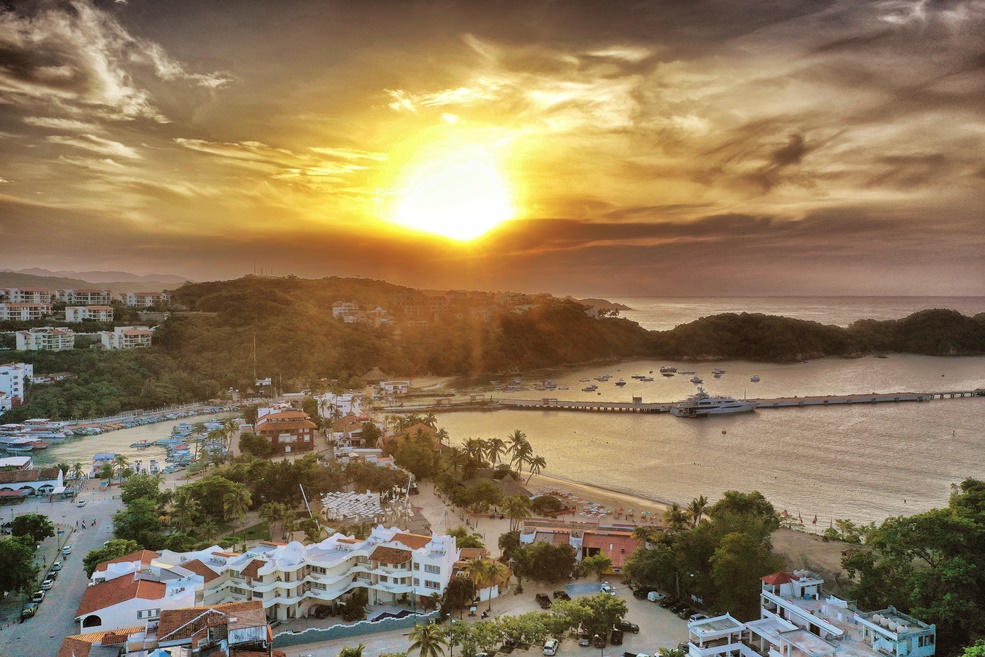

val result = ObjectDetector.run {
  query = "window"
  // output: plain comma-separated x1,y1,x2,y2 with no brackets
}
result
425,580,440,590
229,587,248,595
413,563,420,571
424,564,440,574
413,578,420,587
137,609,160,619
919,636,935,648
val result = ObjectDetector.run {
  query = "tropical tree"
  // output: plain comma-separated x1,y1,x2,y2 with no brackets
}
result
114,454,130,479
484,437,506,467
409,623,447,657
502,495,532,532
172,490,202,533
687,495,709,528
423,411,438,428
442,447,465,474
223,486,252,527
662,503,689,531
581,554,612,581
506,430,531,468
339,643,366,657
259,501,290,539
11,514,55,543
71,461,86,489
524,455,547,484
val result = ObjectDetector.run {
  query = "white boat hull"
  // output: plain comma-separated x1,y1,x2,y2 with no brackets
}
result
671,402,758,417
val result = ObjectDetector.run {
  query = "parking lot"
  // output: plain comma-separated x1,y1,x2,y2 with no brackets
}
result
0,489,122,657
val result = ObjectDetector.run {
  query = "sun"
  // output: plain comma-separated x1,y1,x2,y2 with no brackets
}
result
389,149,514,241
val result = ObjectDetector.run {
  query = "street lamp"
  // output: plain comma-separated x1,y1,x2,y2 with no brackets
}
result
594,634,603,657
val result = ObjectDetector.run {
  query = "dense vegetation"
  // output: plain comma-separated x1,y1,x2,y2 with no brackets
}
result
4,275,985,420
842,478,985,657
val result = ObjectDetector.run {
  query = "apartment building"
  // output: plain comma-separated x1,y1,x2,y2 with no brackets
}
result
58,288,113,305
101,326,153,349
254,410,317,454
119,291,171,307
15,326,76,351
0,287,52,303
0,363,33,407
687,570,936,657
66,305,114,322
0,303,52,321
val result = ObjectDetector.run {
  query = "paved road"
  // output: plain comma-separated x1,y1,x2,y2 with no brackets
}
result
0,488,122,657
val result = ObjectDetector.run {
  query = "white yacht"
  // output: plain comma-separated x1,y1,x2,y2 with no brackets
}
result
671,387,759,418
582,384,598,392
690,375,703,384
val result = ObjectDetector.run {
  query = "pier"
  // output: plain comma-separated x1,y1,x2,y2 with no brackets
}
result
494,389,984,414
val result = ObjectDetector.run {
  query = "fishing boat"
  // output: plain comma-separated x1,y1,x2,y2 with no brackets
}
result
750,374,761,382
582,384,598,392
614,378,627,386
690,376,703,384
130,440,153,449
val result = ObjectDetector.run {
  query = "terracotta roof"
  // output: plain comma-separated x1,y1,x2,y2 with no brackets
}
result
761,571,795,586
398,423,437,436
240,559,265,579
370,545,413,565
95,549,160,572
582,531,640,568
76,576,166,617
57,630,142,657
158,601,265,644
392,532,431,550
361,367,389,382
0,467,60,485
57,637,94,657
256,420,317,432
180,559,220,583
459,548,489,560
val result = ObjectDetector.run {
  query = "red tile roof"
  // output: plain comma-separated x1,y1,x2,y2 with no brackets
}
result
582,531,640,568
371,545,413,565
157,601,265,644
761,571,795,585
57,628,145,657
75,576,166,617
95,549,160,572
180,559,220,583
459,547,490,560
0,467,61,485
393,532,431,550
240,559,265,579
257,420,317,432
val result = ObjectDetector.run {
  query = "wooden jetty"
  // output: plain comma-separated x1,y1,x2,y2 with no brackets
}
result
497,389,985,414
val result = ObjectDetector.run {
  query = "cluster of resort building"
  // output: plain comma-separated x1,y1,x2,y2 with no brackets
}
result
0,287,170,324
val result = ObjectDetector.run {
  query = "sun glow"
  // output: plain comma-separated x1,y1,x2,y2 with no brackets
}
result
389,149,514,241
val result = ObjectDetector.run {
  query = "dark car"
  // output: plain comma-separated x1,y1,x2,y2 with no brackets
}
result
21,603,38,619
535,593,552,609
632,587,655,600
579,633,592,647
677,606,695,619
616,620,640,634
593,634,607,649
553,590,571,601
610,629,624,646
659,596,678,608
670,602,689,615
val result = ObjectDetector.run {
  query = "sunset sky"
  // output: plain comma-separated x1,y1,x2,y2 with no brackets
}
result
1,0,984,296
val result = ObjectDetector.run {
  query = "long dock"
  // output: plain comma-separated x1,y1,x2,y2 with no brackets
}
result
496,389,984,414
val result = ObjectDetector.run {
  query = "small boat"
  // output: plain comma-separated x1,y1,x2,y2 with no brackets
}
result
149,460,160,474
582,385,598,392
679,371,696,375
659,366,677,374
690,376,703,384
712,369,725,376
661,371,675,377
750,375,761,382
130,440,153,449
641,376,654,382
614,378,627,386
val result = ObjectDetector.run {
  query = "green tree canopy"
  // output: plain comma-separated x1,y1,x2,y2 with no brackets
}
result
0,536,39,596
83,539,142,577
11,513,55,543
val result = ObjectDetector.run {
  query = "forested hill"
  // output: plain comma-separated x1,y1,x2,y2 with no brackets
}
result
3,275,984,421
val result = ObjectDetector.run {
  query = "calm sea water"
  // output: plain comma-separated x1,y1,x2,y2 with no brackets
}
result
438,297,985,525
612,296,985,331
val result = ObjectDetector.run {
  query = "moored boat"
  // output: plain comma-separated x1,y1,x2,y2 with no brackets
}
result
671,387,759,418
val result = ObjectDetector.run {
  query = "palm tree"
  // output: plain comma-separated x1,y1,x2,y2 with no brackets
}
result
632,526,655,545
282,513,300,540
170,489,201,533
339,644,366,657
223,486,252,527
409,623,447,657
502,495,532,532
436,427,450,447
663,503,689,531
485,437,507,467
259,502,289,539
423,411,438,428
687,495,708,528
442,447,465,474
506,429,529,468
524,455,547,484
70,462,85,491
465,558,511,611
114,454,130,479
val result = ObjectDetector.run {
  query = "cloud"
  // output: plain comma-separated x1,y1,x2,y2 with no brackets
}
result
23,116,102,132
47,133,141,159
0,0,229,123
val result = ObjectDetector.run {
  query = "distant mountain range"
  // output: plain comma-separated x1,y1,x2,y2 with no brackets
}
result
0,270,188,293
7,268,189,284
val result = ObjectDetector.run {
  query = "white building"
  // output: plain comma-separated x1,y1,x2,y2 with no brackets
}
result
148,525,460,622
57,288,113,305
380,380,411,394
0,287,52,304
0,303,51,321
317,391,362,419
687,571,936,657
0,363,33,407
15,326,75,351
0,466,64,496
119,291,171,307
101,326,154,349
66,305,114,322
331,301,360,318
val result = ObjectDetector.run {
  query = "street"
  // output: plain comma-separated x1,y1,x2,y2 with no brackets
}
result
0,485,122,657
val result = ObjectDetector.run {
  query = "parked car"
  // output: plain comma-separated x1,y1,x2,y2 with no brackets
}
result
62,545,72,555
647,591,666,603
553,590,571,601
689,613,710,622
677,606,695,619
47,570,57,581
535,593,552,609
659,596,678,608
579,632,592,647
76,499,86,507
40,579,54,590
610,629,624,646
21,603,38,619
31,590,45,603
543,639,559,656
50,562,62,572
600,581,614,592
593,634,607,649
616,620,640,634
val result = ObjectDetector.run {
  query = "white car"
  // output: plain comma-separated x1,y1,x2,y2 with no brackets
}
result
40,579,54,590
76,499,86,507
543,639,559,656
647,591,666,602
62,545,72,555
